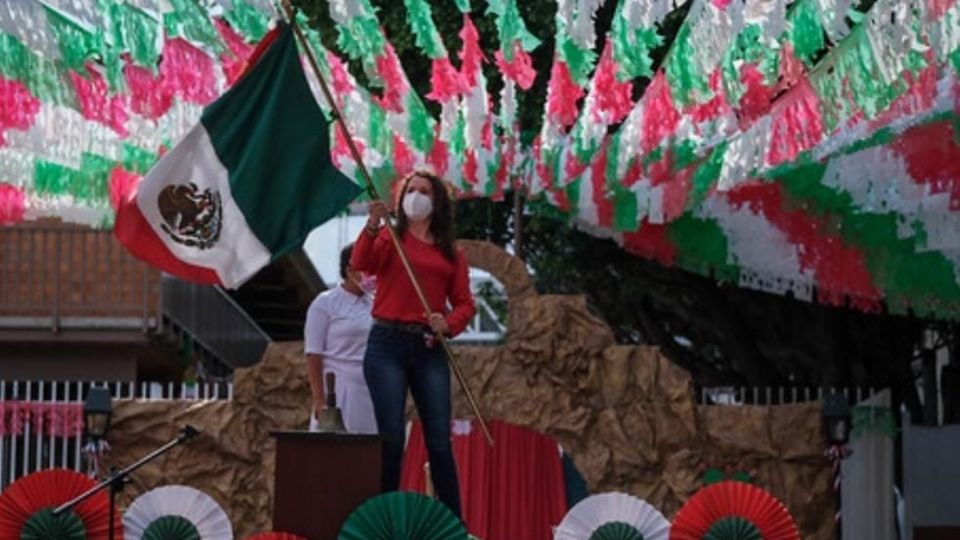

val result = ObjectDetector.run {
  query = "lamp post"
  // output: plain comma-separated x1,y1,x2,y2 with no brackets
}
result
83,388,113,438
822,392,853,539
84,387,117,539
82,387,113,478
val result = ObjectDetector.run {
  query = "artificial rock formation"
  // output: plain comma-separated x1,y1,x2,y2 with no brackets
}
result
104,240,832,539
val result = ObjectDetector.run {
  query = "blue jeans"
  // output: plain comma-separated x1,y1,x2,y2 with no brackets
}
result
363,322,462,519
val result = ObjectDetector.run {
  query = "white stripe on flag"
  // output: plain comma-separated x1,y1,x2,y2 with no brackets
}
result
135,125,271,287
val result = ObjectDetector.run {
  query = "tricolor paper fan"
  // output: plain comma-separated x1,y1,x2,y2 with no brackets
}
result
243,533,307,540
338,492,466,540
554,492,670,540
0,468,122,539
669,481,800,540
122,485,232,540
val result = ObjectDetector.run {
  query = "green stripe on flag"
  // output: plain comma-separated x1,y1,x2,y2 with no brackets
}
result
200,24,361,257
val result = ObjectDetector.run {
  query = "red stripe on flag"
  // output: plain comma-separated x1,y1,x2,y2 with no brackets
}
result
114,192,221,286
108,166,142,211
235,24,284,82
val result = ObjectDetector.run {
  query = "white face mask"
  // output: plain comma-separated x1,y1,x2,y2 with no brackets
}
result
402,191,433,222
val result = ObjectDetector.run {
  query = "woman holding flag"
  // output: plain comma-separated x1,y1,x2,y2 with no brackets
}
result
351,170,476,519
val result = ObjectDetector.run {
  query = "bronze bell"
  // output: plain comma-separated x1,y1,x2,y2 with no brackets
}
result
314,371,347,433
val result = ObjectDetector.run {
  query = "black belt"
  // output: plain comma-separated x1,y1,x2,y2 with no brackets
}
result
374,319,431,334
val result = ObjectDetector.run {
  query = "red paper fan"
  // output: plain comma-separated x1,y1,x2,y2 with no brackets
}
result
0,469,123,540
244,533,307,540
670,481,800,540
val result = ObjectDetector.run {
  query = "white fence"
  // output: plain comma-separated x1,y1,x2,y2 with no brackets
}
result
698,385,880,405
0,379,233,490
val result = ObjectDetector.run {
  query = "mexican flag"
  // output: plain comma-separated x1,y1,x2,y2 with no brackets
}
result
115,23,361,288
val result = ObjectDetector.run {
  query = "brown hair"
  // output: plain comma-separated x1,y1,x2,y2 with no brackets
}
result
395,170,456,262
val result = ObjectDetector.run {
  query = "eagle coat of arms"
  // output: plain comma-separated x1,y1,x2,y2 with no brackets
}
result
157,182,223,249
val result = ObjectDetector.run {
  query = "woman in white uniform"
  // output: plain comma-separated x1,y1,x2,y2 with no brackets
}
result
304,243,378,434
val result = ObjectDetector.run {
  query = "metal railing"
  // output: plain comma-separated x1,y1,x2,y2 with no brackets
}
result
162,275,271,368
0,379,232,490
0,224,160,332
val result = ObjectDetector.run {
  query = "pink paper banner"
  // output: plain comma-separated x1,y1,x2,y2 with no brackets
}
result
0,401,84,437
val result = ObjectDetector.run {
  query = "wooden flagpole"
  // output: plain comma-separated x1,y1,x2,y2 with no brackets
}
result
279,1,494,446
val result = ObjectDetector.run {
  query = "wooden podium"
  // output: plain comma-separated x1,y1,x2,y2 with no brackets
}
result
270,431,384,540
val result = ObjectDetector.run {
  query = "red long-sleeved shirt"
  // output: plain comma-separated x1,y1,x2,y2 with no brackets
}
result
351,228,476,337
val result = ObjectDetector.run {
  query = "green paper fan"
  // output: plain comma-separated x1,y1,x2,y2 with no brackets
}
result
338,492,466,540
589,520,645,540
142,515,202,540
20,508,86,540
702,517,762,540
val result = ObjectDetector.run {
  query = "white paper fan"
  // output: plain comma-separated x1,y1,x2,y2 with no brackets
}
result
123,485,233,540
554,493,670,540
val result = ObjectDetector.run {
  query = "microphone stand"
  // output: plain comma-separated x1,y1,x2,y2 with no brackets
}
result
53,425,201,540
